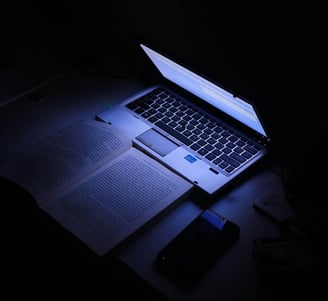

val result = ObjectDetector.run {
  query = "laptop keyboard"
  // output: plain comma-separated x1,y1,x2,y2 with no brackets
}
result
126,87,262,175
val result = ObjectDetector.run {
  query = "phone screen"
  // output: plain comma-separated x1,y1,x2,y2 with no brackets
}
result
154,209,240,288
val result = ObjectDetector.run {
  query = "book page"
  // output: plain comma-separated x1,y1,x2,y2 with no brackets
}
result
0,120,132,205
41,147,193,256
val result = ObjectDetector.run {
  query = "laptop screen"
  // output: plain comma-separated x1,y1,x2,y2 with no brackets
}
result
140,44,268,138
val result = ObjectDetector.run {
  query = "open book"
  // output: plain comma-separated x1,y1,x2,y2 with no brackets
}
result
0,120,193,255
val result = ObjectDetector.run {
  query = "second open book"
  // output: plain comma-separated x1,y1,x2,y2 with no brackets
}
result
0,120,193,255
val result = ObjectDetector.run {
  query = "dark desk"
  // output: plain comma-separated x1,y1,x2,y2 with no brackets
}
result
0,69,324,299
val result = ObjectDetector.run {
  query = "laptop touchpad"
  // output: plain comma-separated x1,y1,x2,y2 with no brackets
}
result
136,129,179,156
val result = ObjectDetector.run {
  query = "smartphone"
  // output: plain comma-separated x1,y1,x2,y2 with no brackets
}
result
154,209,240,288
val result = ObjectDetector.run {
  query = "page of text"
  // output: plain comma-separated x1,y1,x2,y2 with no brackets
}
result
41,147,193,255
0,120,132,205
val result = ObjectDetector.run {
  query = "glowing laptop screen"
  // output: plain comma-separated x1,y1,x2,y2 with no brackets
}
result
141,44,267,137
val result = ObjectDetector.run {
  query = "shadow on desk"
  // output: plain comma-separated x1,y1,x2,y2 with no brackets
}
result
0,177,168,299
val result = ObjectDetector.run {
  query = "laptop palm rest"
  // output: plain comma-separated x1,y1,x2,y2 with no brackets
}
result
136,129,179,156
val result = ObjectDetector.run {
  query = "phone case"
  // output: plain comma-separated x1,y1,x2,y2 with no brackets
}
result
154,209,240,288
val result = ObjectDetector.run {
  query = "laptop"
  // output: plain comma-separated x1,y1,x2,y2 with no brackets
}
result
96,43,271,197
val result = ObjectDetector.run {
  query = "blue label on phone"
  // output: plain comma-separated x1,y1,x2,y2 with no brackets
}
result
202,210,226,230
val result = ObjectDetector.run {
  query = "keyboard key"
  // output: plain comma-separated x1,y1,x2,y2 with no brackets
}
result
220,154,240,168
225,166,235,173
244,145,258,155
230,152,247,163
155,120,193,146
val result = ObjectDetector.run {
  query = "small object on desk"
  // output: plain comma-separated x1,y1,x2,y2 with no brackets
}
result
153,209,240,289
252,237,314,286
253,192,296,225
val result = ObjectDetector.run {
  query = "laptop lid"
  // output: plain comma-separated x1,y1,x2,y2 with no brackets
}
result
140,43,270,143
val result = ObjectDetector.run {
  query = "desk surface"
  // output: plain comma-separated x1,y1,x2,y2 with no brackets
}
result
118,169,287,301
0,69,323,300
